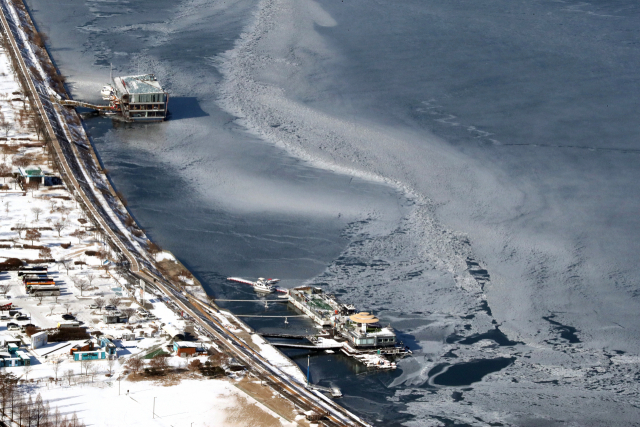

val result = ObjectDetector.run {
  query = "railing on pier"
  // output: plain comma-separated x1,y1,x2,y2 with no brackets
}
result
58,99,112,110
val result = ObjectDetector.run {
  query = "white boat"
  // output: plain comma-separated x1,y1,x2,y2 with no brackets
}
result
227,276,279,294
101,85,114,100
253,278,275,293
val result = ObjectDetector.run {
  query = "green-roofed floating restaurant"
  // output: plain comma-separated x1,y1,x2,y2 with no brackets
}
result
105,74,168,122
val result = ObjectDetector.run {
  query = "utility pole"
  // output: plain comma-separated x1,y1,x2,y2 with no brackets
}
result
153,396,156,419
307,354,310,384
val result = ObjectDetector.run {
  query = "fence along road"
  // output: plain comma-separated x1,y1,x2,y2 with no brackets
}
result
0,2,372,425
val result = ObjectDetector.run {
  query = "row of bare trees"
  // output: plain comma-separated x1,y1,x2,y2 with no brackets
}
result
0,372,86,427
125,354,168,376
14,218,68,239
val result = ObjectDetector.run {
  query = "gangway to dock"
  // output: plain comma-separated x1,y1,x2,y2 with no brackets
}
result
214,299,288,303
272,341,344,350
57,98,113,111
234,314,306,318
306,383,343,398
259,333,310,339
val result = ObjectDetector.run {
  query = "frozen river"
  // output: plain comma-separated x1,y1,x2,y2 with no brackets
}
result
26,0,640,425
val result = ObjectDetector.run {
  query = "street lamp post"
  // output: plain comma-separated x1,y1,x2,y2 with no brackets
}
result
153,397,156,419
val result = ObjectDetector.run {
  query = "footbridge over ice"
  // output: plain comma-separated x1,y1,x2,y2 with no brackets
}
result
58,99,112,110
271,340,345,350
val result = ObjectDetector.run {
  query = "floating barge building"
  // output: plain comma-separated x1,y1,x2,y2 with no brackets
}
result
285,286,410,369
103,74,168,121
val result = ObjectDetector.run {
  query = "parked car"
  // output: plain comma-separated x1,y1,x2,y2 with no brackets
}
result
104,305,117,311
14,314,29,321
7,323,20,331
89,304,99,309
0,315,9,320
61,314,75,321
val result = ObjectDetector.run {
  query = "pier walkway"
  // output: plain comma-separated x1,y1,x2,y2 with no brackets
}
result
272,341,344,350
59,99,112,110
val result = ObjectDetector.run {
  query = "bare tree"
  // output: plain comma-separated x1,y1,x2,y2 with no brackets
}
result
12,154,33,168
0,283,10,295
26,180,39,196
96,249,108,264
49,303,56,316
18,395,30,427
108,296,122,308
23,364,32,381
36,294,44,305
0,371,17,408
69,229,86,244
73,278,89,296
51,360,61,381
147,241,162,260
39,247,52,259
64,369,74,385
14,222,26,238
61,258,73,273
88,364,99,382
51,360,60,381
121,307,136,323
52,407,62,427
0,118,12,137
3,200,9,216
80,359,94,376
94,297,105,313
31,207,43,221
106,358,116,376
149,354,169,374
86,272,96,288
53,218,68,237
59,205,72,217
31,393,48,427
25,228,41,245
62,303,71,314
125,356,143,374
0,163,10,184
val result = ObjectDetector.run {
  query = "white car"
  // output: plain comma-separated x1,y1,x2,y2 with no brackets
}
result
7,324,20,331
89,304,99,309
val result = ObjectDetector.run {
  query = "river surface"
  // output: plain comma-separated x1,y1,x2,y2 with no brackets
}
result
27,0,640,425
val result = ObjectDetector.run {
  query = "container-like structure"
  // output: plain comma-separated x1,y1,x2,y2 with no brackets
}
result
110,74,168,121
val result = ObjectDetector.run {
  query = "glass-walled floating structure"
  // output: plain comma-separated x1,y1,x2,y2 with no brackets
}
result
110,74,168,121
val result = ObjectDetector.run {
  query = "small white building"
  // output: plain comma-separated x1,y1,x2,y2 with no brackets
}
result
31,331,48,350
162,324,185,340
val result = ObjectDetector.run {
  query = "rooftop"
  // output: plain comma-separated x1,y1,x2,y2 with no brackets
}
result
174,341,198,348
113,74,165,95
18,166,46,177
